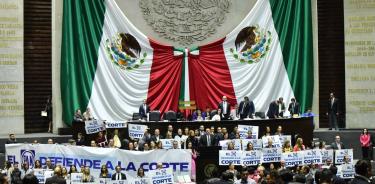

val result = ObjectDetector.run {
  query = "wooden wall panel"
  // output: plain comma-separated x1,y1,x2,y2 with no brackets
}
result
317,0,346,128
24,0,52,133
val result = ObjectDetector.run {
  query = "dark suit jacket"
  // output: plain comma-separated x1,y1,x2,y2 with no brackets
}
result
349,175,371,184
331,142,345,150
288,102,300,115
45,175,67,184
218,101,230,117
267,101,279,119
199,134,215,147
238,101,255,118
151,135,164,143
139,104,150,118
111,172,126,180
328,98,339,114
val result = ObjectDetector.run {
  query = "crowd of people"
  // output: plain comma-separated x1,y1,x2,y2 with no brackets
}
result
0,160,153,184
3,123,375,183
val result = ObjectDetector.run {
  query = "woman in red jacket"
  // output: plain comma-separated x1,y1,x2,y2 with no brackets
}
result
360,128,372,160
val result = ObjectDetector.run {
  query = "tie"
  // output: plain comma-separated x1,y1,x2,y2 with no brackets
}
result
292,103,295,113
117,173,120,180
144,104,146,113
223,102,227,114
207,135,211,146
241,103,246,114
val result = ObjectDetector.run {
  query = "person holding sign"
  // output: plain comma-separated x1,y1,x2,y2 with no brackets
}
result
245,142,254,151
99,165,111,179
111,165,126,181
282,140,292,153
293,138,305,152
81,166,94,183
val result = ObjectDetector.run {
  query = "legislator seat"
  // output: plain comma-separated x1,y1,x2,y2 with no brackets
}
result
149,111,161,121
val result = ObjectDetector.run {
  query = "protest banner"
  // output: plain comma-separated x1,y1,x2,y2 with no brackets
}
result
321,149,334,163
261,148,282,163
281,152,303,167
242,139,262,150
338,164,355,179
241,150,262,166
335,149,353,165
219,150,242,165
238,125,259,139
85,120,105,134
128,123,148,139
148,168,174,184
105,121,127,129
303,150,323,165
6,144,191,181
262,135,282,148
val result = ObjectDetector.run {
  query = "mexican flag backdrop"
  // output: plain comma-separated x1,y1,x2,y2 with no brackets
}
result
61,0,313,125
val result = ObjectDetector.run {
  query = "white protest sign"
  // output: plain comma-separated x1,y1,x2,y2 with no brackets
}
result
5,144,192,180
85,120,105,134
43,170,54,183
321,149,334,163
149,168,174,184
219,150,242,165
160,139,174,149
108,180,127,184
128,178,152,184
261,148,282,163
241,150,262,166
281,152,304,167
335,149,353,164
33,169,45,184
219,140,232,150
262,135,281,148
242,139,262,150
238,125,259,139
303,150,322,165
70,173,83,184
105,121,127,129
279,135,292,145
128,123,148,139
233,139,242,150
338,164,355,179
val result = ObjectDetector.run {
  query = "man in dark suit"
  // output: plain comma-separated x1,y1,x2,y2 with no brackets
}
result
151,129,163,143
326,92,339,130
238,96,255,119
351,160,372,184
6,133,17,144
277,97,286,117
139,99,150,120
200,128,215,147
218,96,231,120
111,165,127,180
330,135,345,150
45,167,66,184
267,100,279,119
288,98,300,116
43,159,55,170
